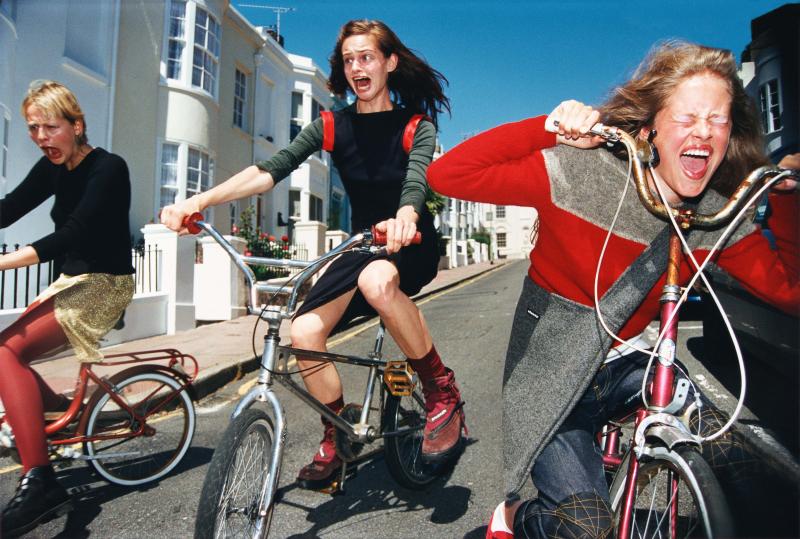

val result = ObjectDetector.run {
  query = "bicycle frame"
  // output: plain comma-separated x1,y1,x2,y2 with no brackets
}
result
193,219,422,517
0,349,198,455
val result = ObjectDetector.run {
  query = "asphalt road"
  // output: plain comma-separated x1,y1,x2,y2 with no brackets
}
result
0,259,796,537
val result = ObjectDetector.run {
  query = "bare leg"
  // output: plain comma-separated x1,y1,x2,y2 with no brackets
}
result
289,288,356,403
358,260,465,461
356,260,431,357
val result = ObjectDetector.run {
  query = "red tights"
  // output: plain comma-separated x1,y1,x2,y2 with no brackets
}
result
0,298,70,471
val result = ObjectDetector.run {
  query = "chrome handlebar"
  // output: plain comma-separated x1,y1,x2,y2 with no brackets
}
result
551,120,797,229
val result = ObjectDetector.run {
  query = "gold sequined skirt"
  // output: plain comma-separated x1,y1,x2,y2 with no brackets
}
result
34,273,134,362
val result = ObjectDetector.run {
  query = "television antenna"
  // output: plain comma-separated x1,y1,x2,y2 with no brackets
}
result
238,4,296,39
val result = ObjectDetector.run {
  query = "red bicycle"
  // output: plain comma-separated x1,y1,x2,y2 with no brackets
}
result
558,120,799,538
0,349,198,486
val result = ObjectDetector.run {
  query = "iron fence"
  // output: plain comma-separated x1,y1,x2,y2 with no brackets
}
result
0,244,162,310
0,244,55,310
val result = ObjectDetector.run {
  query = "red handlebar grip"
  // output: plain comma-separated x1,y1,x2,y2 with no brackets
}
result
183,212,204,235
370,226,422,246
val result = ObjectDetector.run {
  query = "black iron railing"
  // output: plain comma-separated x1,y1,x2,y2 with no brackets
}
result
0,244,162,310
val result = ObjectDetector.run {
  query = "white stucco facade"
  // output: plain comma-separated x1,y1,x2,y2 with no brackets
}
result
0,0,120,248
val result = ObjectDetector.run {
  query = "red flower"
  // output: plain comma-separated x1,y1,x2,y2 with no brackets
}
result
231,224,239,235
268,235,275,242
244,250,252,257
259,232,267,239
282,245,289,251
281,235,289,242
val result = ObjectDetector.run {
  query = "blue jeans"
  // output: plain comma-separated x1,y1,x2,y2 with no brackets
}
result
513,351,661,538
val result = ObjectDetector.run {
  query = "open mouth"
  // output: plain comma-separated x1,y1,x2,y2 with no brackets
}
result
353,77,371,92
42,146,63,161
679,147,711,179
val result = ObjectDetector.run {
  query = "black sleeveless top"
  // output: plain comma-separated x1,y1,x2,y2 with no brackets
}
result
295,107,440,321
328,107,434,232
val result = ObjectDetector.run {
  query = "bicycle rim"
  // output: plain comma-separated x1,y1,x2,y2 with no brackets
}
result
84,371,195,486
196,408,276,539
612,446,734,538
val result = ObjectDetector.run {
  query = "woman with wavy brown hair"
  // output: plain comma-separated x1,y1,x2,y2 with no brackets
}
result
429,41,798,538
162,19,466,491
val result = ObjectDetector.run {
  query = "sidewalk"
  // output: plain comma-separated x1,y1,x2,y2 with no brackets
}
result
32,259,511,400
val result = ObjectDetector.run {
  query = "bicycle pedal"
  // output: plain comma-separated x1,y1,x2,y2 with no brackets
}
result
384,361,417,396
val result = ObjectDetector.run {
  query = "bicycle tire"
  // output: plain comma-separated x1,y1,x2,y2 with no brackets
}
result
84,369,195,486
195,408,278,539
383,388,439,489
610,446,734,538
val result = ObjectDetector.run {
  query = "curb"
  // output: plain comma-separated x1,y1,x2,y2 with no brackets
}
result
189,260,514,399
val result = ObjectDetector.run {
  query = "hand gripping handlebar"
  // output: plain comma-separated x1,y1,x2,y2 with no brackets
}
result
546,119,798,228
180,213,422,318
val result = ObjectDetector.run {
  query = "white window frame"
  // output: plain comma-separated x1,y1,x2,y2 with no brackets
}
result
156,140,215,219
759,79,782,134
233,68,247,130
166,0,186,81
289,189,301,219
191,5,220,95
495,205,506,219
1,109,9,183
161,0,220,100
290,91,303,141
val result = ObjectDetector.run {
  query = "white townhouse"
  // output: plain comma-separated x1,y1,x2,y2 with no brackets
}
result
0,0,336,322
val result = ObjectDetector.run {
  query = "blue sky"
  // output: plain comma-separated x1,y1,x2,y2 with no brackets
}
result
233,0,788,151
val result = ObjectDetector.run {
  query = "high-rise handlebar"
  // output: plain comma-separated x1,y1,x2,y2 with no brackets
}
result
180,213,421,319
546,120,798,229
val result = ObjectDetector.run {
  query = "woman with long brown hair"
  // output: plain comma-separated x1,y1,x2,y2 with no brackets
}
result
162,19,466,490
428,41,798,537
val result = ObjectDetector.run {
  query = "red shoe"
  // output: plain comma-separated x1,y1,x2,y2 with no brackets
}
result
486,502,514,539
296,423,342,490
421,368,466,462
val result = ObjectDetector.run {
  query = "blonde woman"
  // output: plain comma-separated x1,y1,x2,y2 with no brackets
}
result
0,80,133,537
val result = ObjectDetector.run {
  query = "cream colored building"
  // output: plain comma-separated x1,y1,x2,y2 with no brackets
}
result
1,0,332,247
115,0,331,238
490,204,538,260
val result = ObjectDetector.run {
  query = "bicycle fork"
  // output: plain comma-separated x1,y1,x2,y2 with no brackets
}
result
231,321,286,535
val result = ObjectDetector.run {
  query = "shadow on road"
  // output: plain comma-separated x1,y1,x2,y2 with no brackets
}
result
50,446,214,538
279,443,475,538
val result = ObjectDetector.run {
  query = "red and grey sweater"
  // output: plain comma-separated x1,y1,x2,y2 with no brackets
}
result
428,116,799,341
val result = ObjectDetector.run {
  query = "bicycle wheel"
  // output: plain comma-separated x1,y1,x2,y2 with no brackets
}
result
610,446,734,538
383,388,439,489
195,408,278,539
84,369,195,486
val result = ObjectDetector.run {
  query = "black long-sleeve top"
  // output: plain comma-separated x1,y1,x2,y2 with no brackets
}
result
0,148,134,275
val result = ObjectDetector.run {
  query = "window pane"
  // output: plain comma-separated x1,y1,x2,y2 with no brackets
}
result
161,188,177,207
291,92,303,119
289,190,301,217
195,25,206,47
161,143,179,187
290,122,302,141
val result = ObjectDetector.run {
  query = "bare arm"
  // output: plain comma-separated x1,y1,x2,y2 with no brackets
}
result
160,165,275,233
0,245,40,271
